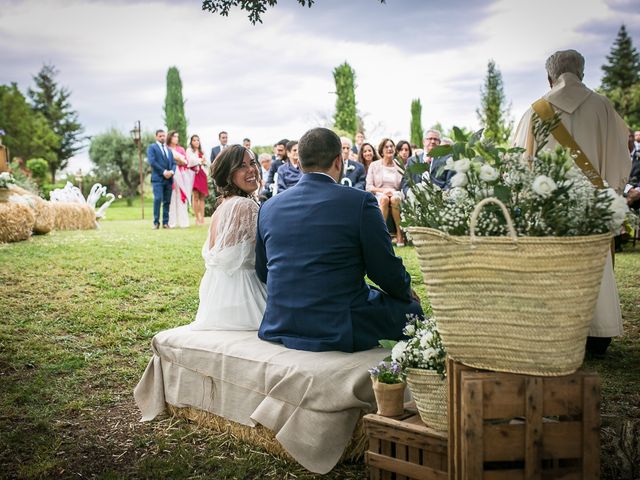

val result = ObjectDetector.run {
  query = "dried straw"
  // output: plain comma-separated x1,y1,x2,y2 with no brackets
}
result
5,186,56,234
405,369,448,431
0,202,35,243
51,202,96,230
167,404,367,464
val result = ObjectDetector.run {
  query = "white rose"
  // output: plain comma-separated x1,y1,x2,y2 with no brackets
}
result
423,347,437,360
404,324,415,336
453,159,470,173
450,172,468,188
531,175,557,198
479,164,499,182
444,157,455,170
391,341,407,363
449,187,468,203
564,167,583,180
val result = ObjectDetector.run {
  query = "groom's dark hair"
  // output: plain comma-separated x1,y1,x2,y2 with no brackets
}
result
299,128,341,171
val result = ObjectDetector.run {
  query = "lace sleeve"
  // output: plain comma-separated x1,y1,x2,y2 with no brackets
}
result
214,197,259,250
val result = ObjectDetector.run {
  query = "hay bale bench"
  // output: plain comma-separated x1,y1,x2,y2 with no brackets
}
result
134,326,388,474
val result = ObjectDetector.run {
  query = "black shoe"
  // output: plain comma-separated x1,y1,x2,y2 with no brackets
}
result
586,336,611,358
162,224,170,229
153,223,160,230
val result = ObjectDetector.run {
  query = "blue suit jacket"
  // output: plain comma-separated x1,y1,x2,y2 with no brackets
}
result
147,143,176,183
401,152,453,194
342,160,366,190
276,162,302,192
256,173,416,352
210,145,222,163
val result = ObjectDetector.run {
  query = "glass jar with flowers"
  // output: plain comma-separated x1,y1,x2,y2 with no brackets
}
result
368,360,405,417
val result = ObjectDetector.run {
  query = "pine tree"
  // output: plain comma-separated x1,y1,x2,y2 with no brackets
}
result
410,99,424,146
28,64,84,183
333,62,357,137
164,67,188,147
601,24,640,92
476,59,512,145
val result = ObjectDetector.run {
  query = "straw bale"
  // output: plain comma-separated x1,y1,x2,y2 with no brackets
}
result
31,197,55,234
167,405,367,465
51,203,96,230
0,202,35,243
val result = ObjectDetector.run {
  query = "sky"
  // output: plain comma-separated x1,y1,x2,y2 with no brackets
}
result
1,0,639,173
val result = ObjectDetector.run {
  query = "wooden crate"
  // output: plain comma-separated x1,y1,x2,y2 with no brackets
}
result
364,410,448,480
447,358,601,480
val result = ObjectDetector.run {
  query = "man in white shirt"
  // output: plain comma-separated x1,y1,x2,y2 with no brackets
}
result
210,131,229,163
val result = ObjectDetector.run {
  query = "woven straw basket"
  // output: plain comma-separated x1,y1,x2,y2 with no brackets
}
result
408,197,612,376
406,368,448,431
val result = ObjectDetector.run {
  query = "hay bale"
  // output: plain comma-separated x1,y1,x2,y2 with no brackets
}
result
51,202,96,230
0,202,35,243
166,404,367,464
31,197,55,234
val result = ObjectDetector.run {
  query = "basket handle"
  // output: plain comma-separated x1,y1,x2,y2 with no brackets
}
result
469,197,518,245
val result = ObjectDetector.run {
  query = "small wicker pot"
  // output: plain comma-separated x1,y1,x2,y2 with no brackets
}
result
405,368,448,431
408,197,612,376
371,378,405,417
0,188,10,202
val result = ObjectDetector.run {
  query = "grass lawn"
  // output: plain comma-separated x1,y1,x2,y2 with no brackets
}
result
1,213,638,479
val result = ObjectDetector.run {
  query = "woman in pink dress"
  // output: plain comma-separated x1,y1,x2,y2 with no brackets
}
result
186,135,209,226
366,138,404,246
167,130,193,228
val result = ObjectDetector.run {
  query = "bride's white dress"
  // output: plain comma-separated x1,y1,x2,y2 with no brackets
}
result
190,196,267,330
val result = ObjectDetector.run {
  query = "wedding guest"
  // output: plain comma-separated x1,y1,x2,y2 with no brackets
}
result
357,142,379,175
187,134,209,226
167,130,192,228
401,130,453,195
277,141,302,193
512,49,631,356
256,127,423,352
147,129,175,229
190,145,266,330
351,131,365,154
258,153,272,189
367,138,404,246
634,130,640,152
265,139,289,195
340,137,366,189
395,140,412,166
210,131,229,163
243,137,256,160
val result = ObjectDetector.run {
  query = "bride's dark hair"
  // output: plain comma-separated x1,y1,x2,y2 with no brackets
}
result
211,145,259,202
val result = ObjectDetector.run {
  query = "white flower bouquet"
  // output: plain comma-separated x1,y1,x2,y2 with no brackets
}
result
0,171,15,189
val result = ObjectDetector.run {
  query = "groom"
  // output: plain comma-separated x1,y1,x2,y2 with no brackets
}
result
256,127,423,353
147,129,175,229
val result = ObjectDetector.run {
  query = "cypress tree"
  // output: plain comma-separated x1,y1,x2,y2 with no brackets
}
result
28,64,84,183
410,99,424,146
601,24,640,92
164,67,188,146
333,62,357,137
476,59,512,145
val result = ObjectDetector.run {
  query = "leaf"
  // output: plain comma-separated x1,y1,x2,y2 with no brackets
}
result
407,161,429,175
427,145,452,158
493,185,511,204
452,126,467,142
378,339,397,350
452,143,466,159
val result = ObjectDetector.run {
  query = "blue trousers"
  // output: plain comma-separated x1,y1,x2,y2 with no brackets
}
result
152,180,172,226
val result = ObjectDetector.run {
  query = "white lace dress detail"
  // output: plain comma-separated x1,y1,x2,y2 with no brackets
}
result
190,196,267,330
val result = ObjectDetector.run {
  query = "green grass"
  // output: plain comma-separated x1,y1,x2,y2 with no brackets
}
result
0,221,638,479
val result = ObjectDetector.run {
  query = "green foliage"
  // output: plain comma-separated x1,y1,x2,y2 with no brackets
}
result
476,59,513,146
28,64,84,183
202,0,385,25
164,67,188,146
333,62,358,137
0,83,59,164
601,25,640,92
89,128,154,200
25,158,49,184
410,99,424,146
8,161,40,194
600,25,640,129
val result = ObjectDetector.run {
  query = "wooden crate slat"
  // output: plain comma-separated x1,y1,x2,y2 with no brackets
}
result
482,470,525,480
483,424,525,461
395,441,408,480
481,376,526,419
366,452,448,480
525,376,543,479
542,422,583,458
461,378,484,479
542,375,583,417
581,374,601,480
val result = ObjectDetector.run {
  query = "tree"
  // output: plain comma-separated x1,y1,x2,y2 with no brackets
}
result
89,128,153,205
333,62,357,137
164,67,188,145
410,99,424,146
0,83,59,164
600,25,640,129
476,59,512,145
28,64,84,183
202,0,385,24
601,24,640,92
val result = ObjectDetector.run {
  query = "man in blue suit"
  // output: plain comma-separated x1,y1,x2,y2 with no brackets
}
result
210,131,228,163
147,129,175,229
340,137,366,189
401,129,453,195
256,127,423,353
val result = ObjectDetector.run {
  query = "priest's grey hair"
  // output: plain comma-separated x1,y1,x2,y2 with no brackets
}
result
545,49,585,83
340,136,353,147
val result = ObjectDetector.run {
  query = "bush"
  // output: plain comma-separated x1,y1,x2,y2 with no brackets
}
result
26,158,49,184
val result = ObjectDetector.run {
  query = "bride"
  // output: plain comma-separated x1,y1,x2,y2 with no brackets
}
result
190,145,267,330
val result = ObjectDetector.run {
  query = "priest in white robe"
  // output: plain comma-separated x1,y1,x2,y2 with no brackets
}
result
512,49,631,356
